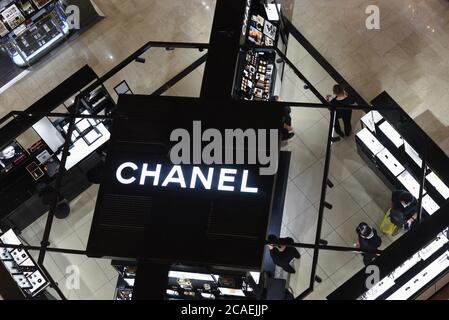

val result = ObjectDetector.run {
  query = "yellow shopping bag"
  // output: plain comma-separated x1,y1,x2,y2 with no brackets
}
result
380,209,399,236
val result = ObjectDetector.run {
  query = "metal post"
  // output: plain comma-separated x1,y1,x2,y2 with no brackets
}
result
308,110,337,291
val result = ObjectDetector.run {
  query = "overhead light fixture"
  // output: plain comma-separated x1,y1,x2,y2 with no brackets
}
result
135,57,146,63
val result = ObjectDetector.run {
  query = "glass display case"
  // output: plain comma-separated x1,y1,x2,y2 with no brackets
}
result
0,0,69,67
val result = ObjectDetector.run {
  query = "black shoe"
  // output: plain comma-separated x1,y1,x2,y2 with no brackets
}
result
330,137,341,143
282,132,295,141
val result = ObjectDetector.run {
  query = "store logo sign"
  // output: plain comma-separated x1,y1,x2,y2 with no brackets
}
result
66,5,80,30
116,163,259,194
170,121,279,175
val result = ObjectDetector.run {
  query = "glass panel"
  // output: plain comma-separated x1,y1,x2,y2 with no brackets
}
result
101,47,208,99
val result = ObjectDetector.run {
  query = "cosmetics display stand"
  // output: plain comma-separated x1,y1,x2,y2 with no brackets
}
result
165,267,259,300
329,92,449,300
0,65,115,233
234,1,281,101
0,0,70,67
0,228,50,298
111,260,136,300
356,111,445,217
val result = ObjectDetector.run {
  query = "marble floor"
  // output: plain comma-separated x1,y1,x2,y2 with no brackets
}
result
274,64,408,300
289,0,449,154
2,0,449,300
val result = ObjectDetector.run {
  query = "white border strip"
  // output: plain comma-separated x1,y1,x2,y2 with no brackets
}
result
0,70,30,95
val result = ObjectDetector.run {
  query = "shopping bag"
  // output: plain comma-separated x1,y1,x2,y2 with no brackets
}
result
380,209,399,236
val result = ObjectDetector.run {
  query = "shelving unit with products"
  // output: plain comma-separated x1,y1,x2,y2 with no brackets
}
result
166,269,259,300
111,261,136,301
237,50,276,101
0,0,70,67
330,92,449,300
0,228,50,298
356,110,448,218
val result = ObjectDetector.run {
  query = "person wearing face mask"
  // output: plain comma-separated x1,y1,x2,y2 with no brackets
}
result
355,223,382,266
390,190,418,231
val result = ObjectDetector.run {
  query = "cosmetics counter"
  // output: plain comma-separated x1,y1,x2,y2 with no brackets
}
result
0,65,114,234
0,0,70,67
234,0,282,101
356,112,447,218
0,228,50,299
328,92,449,300
166,270,260,300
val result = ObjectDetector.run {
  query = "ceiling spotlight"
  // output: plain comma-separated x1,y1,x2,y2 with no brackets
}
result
135,57,146,63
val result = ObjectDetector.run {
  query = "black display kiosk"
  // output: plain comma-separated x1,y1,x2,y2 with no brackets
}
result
86,95,289,300
0,65,114,232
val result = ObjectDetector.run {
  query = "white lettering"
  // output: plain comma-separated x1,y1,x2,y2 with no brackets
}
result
115,164,259,194
190,167,214,190
139,164,162,186
218,169,237,192
241,170,258,193
116,162,138,184
162,165,187,188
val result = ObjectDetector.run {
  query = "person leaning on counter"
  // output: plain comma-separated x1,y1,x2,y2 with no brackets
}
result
390,190,419,230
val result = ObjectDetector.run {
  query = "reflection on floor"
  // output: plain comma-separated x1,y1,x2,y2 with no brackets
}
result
21,184,117,300
274,67,406,300
4,0,448,301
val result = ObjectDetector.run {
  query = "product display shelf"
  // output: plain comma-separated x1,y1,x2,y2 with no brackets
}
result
237,50,276,101
357,111,446,218
0,228,49,297
359,230,449,300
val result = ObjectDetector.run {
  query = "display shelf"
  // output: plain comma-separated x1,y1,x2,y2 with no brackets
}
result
376,148,405,177
422,194,440,216
426,171,449,200
397,170,426,199
361,111,383,132
387,251,449,300
356,128,384,156
238,50,276,101
419,232,448,261
358,276,395,300
378,121,403,148
0,228,49,297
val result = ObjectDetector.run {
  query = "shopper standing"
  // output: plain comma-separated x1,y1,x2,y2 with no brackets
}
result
355,223,382,266
271,96,294,141
390,190,418,230
326,85,356,138
267,235,301,273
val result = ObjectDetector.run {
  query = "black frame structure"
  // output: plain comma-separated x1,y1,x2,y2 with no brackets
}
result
0,0,448,300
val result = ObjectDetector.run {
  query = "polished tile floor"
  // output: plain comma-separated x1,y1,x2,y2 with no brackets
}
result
289,0,449,154
3,0,449,300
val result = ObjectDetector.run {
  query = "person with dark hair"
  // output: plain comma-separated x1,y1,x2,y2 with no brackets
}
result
326,84,356,139
267,235,301,273
390,190,418,230
271,96,294,141
355,223,382,266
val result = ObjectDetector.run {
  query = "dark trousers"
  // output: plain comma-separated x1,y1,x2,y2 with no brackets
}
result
362,254,375,266
334,110,353,137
